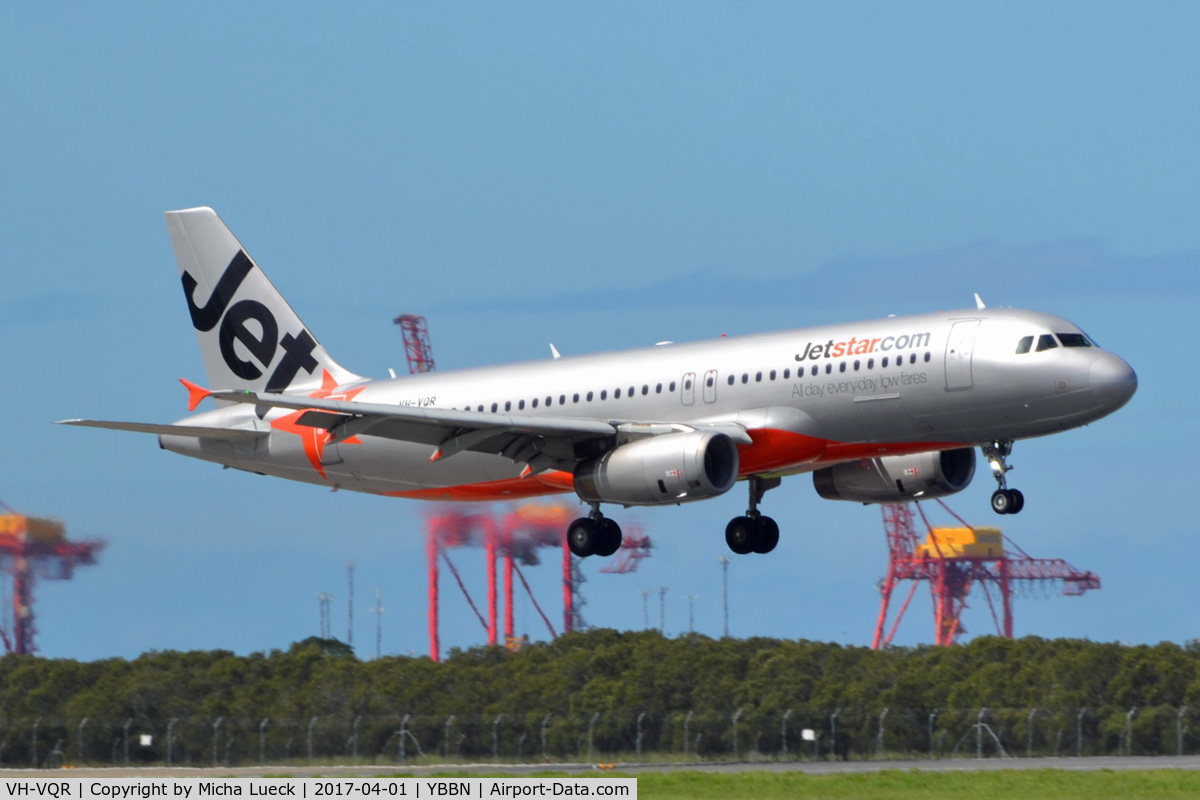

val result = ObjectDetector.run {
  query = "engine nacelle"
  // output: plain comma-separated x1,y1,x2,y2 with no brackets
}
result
575,431,739,506
813,448,976,503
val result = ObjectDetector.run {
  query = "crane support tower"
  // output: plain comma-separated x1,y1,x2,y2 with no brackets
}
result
394,314,436,374
873,500,1100,648
0,511,105,655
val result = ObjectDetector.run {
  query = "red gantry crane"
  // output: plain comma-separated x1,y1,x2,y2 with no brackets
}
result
0,505,105,655
873,500,1100,648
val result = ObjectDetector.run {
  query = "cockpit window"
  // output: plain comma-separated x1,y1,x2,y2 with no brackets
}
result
1036,333,1058,352
1057,333,1092,348
1015,336,1033,354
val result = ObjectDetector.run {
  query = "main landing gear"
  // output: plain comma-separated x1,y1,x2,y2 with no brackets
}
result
567,503,623,558
982,440,1024,515
725,476,782,555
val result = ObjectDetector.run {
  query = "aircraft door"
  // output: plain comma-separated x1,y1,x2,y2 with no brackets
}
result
681,372,696,406
944,319,981,391
702,370,718,404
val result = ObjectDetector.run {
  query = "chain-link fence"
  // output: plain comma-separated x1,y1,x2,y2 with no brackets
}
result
0,705,1192,768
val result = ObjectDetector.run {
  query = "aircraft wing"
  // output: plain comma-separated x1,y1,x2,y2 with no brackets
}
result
58,419,268,442
211,389,624,471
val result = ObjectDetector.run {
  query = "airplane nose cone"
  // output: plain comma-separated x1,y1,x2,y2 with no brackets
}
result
1090,352,1137,411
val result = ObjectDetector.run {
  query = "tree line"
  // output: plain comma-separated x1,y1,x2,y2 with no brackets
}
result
2,630,1199,765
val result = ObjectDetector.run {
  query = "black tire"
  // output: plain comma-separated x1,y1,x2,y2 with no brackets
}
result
567,517,599,557
1008,489,1025,514
595,518,623,557
990,489,1011,515
725,516,758,555
752,516,780,554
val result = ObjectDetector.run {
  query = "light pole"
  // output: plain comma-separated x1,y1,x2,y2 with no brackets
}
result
658,586,668,633
717,557,730,637
683,595,698,633
639,589,650,629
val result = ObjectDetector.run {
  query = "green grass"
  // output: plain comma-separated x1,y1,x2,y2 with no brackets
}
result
632,769,1200,799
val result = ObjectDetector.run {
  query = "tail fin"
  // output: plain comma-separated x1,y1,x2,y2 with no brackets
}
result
164,207,363,393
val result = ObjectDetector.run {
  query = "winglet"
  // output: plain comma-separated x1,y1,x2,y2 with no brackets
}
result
974,293,986,310
549,343,561,360
180,378,212,412
429,447,443,463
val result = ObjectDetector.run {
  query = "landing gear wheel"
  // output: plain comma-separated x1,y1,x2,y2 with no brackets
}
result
595,518,623,557
567,517,599,557
991,489,1024,515
725,516,759,555
752,516,780,554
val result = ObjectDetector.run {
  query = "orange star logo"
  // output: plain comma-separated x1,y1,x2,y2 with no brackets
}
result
270,370,367,478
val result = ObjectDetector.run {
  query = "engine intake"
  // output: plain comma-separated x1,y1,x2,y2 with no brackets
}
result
575,431,739,506
813,448,976,503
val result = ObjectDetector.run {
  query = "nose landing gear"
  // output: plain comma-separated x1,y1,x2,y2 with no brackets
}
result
982,441,1024,515
725,475,781,555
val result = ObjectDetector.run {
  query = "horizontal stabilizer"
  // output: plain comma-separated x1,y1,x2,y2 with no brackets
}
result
57,419,267,441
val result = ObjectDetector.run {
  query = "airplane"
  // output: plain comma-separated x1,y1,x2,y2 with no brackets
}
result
61,207,1137,558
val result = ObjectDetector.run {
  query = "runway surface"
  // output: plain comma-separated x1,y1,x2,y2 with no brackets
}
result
6,754,1200,778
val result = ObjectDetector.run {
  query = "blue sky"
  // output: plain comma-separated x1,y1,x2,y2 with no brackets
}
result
2,3,1197,660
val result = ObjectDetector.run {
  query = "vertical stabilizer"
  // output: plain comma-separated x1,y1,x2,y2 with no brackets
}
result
164,207,363,393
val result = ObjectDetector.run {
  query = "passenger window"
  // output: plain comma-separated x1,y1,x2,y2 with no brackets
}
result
672,381,679,391
628,386,635,397
1036,334,1058,352
882,356,889,367
909,354,916,365
573,393,580,403
1015,336,1033,354
478,405,484,412
491,403,498,412
518,400,525,410
867,358,874,369
769,370,776,380
853,360,860,371
655,383,662,393
742,374,749,384
505,401,511,411
532,398,539,408
812,366,818,376
560,394,566,405
546,396,552,407
924,352,931,362
839,362,846,373
642,385,649,395
615,388,621,399
1057,333,1091,348
727,375,735,386
824,364,832,375
783,369,790,379
600,390,607,400
706,376,714,387
755,371,762,382
586,391,593,401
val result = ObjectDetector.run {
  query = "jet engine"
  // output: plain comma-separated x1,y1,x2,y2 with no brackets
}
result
813,448,976,503
575,431,739,506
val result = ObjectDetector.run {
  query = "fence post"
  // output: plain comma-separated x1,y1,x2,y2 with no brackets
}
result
32,717,41,768
587,713,600,761
683,711,693,761
731,709,743,760
1076,708,1086,757
635,712,646,760
1178,707,1187,756
780,709,792,760
352,716,361,761
928,709,938,760
830,709,841,761
259,719,269,766
875,708,889,759
78,718,89,766
976,708,987,759
1025,709,1038,758
443,716,455,760
307,717,318,764
399,715,409,761
1122,707,1136,756
541,714,552,762
212,718,224,767
493,715,503,762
